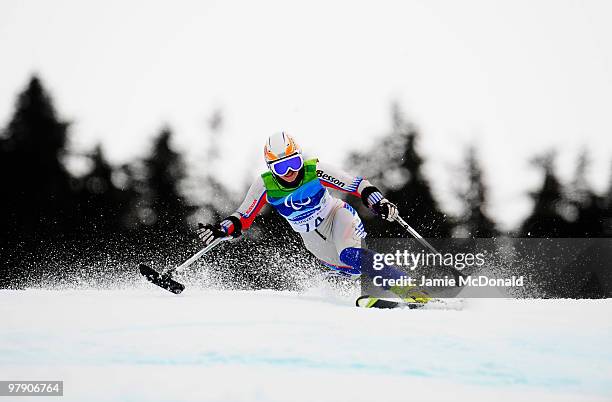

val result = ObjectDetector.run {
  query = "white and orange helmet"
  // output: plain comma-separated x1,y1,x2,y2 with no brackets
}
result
264,132,304,176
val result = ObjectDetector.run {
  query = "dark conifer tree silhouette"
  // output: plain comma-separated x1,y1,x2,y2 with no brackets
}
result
142,127,194,235
605,162,612,236
520,152,572,237
457,146,497,237
195,109,235,224
76,145,138,235
567,151,606,237
347,104,451,238
0,75,73,240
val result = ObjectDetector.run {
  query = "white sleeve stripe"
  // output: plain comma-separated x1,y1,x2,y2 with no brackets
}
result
367,191,384,206
345,177,363,191
220,220,233,233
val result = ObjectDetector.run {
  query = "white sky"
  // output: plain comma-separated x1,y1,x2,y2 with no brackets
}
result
1,0,611,229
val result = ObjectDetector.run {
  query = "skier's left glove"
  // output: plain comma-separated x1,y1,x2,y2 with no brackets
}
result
197,223,227,246
373,199,399,222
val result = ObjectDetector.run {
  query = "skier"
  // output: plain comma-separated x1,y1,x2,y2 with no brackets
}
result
197,132,430,306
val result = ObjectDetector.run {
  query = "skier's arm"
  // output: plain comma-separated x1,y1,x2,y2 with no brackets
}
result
197,177,267,245
219,176,268,236
317,162,383,207
317,162,398,221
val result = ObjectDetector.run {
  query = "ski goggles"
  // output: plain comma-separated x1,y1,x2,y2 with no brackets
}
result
268,153,304,176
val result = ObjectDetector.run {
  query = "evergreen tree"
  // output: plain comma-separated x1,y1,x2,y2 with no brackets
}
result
569,150,591,205
567,151,606,237
76,145,138,234
605,162,612,236
195,109,235,224
347,104,451,238
0,75,73,240
520,152,572,237
141,127,194,234
456,146,497,237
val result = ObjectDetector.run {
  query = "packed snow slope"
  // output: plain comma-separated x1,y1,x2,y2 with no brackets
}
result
1,288,611,402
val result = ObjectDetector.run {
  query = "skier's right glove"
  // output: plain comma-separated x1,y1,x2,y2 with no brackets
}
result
197,223,227,246
373,199,399,222
361,186,399,222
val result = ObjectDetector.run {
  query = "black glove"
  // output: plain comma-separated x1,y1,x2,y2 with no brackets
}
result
196,223,227,246
373,199,399,222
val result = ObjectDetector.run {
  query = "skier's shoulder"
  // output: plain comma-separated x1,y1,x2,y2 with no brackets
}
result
246,174,266,191
314,160,367,194
314,160,346,181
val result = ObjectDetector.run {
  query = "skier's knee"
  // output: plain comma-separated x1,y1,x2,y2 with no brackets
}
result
340,247,378,275
339,247,363,269
340,247,405,281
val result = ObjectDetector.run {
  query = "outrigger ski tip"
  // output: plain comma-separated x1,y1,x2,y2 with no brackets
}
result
139,237,231,295
139,264,185,294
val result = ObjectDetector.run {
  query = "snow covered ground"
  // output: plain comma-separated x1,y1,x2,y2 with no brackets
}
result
1,287,611,402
